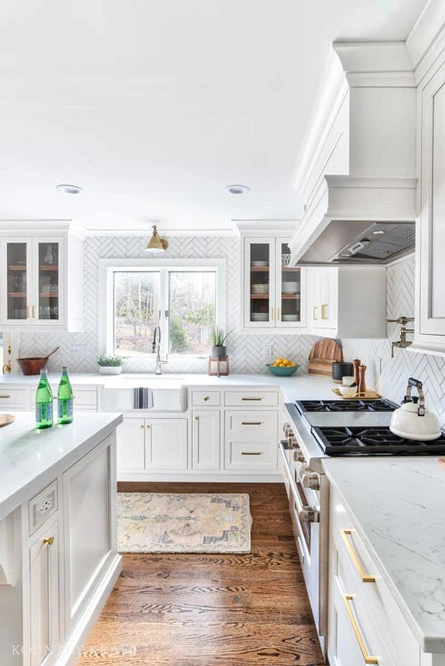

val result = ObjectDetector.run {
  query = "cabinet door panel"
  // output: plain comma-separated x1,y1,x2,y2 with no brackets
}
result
244,239,276,327
276,240,306,328
192,410,220,470
117,418,145,470
63,442,112,631
146,419,188,470
29,518,60,666
35,239,62,324
3,240,32,325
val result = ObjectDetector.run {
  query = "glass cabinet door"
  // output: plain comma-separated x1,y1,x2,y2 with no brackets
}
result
6,242,29,321
37,241,60,321
276,241,303,326
245,240,274,326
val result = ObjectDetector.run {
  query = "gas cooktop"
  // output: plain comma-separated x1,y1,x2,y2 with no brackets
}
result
312,425,445,456
295,399,398,414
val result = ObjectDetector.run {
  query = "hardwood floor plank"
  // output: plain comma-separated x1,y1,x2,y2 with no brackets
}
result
76,483,325,666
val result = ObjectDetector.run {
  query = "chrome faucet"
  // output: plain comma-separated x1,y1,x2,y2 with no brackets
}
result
387,316,414,358
152,325,166,375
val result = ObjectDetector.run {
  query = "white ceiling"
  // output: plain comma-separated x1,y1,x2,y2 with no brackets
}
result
0,0,426,233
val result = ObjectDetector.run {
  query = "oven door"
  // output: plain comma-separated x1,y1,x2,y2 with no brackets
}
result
279,440,323,637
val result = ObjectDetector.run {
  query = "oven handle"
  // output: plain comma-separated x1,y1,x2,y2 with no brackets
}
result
278,441,320,523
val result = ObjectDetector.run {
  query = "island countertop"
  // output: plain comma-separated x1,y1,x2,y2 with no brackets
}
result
0,412,123,520
323,456,445,654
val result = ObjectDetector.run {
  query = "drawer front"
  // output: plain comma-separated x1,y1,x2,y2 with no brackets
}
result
29,480,58,535
224,391,279,407
225,410,278,439
0,387,30,409
73,387,98,411
191,391,221,407
224,440,276,470
331,489,419,666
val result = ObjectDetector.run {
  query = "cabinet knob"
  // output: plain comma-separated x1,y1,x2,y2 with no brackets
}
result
193,416,199,421
138,424,144,430
43,536,54,546
145,424,151,429
203,396,210,401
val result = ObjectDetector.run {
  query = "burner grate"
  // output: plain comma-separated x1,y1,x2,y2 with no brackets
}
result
295,399,397,414
312,426,445,456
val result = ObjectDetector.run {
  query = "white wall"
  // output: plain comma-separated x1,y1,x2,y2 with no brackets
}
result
18,235,318,375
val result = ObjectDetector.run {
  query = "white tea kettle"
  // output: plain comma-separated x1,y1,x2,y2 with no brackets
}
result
390,378,441,441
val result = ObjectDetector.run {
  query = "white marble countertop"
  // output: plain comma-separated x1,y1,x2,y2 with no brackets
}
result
0,371,341,403
0,412,123,521
322,457,445,653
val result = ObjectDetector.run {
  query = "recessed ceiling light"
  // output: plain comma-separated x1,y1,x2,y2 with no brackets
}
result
372,230,386,235
226,184,251,195
56,184,83,195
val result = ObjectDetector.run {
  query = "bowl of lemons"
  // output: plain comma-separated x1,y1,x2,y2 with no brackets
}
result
266,357,299,376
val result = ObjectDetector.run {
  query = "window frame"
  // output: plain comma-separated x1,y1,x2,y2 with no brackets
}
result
99,258,226,361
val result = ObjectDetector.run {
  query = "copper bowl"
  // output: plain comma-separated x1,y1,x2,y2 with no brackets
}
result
16,357,49,375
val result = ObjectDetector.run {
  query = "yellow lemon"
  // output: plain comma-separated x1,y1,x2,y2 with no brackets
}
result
276,357,283,364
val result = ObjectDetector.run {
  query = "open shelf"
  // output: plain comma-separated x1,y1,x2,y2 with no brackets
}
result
8,292,26,297
250,294,270,299
39,265,59,271
8,265,27,271
281,293,301,299
39,293,59,298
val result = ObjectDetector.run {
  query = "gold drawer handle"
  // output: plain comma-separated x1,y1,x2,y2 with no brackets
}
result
242,421,262,425
241,452,262,456
342,595,379,664
321,304,328,320
242,397,262,401
341,529,376,583
43,536,54,546
0,395,11,399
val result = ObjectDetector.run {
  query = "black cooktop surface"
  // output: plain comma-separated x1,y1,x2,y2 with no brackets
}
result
312,425,445,456
295,399,398,414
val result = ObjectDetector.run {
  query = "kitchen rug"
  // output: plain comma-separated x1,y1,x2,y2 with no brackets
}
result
117,492,252,554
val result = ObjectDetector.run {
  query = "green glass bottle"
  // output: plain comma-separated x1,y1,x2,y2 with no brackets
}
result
36,369,53,429
58,366,73,424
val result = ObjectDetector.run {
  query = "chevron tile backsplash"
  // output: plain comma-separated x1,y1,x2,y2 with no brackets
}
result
18,243,445,424
18,235,318,375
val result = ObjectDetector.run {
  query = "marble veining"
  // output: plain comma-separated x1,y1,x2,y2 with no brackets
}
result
323,457,445,652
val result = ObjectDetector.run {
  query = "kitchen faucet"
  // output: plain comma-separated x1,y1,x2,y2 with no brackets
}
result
152,325,166,375
387,316,414,358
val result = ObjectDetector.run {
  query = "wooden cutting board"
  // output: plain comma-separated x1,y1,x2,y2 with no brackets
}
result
0,414,15,428
308,338,343,377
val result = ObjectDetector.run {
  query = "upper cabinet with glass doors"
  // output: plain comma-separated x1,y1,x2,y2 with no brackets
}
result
243,237,306,331
0,225,84,332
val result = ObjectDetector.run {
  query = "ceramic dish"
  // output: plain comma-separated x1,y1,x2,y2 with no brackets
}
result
251,313,269,321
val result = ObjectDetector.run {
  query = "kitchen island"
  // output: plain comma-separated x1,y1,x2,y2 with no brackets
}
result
0,412,123,666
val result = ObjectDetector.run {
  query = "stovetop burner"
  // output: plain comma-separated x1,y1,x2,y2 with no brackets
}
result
295,399,398,414
312,425,445,456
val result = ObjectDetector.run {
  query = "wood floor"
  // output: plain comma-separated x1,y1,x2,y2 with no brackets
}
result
76,483,325,666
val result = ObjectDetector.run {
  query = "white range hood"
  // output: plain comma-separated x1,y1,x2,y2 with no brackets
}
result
289,42,418,266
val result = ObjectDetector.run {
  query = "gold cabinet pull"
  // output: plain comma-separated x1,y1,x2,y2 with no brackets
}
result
32,305,36,319
271,307,275,321
321,304,328,320
313,306,318,320
145,424,151,429
242,397,262,401
27,305,31,319
277,307,281,321
203,396,210,401
241,421,262,425
0,395,11,399
193,416,198,421
138,424,144,430
342,595,379,664
341,529,376,583
43,536,54,546
241,452,262,456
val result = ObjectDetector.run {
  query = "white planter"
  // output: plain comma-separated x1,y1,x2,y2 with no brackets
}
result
98,366,122,375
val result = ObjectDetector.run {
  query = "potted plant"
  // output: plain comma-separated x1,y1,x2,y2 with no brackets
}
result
211,328,231,360
97,354,124,375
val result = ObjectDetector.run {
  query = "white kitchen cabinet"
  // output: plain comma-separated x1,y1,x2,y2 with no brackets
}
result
0,224,83,332
116,417,146,470
192,410,220,470
307,266,387,338
28,517,60,666
413,56,445,356
146,419,188,470
242,236,307,331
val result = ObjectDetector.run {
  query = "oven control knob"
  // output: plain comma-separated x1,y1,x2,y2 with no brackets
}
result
299,506,320,523
302,472,320,491
293,450,305,463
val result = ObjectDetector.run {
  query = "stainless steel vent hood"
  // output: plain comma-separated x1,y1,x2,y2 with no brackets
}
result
289,43,418,266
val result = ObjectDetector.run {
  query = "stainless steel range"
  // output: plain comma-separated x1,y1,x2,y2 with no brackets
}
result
280,396,445,658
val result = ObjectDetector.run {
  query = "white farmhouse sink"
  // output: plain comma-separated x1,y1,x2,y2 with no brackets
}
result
100,384,187,413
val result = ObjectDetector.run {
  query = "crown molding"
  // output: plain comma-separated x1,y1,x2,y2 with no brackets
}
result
233,219,298,234
406,0,445,82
